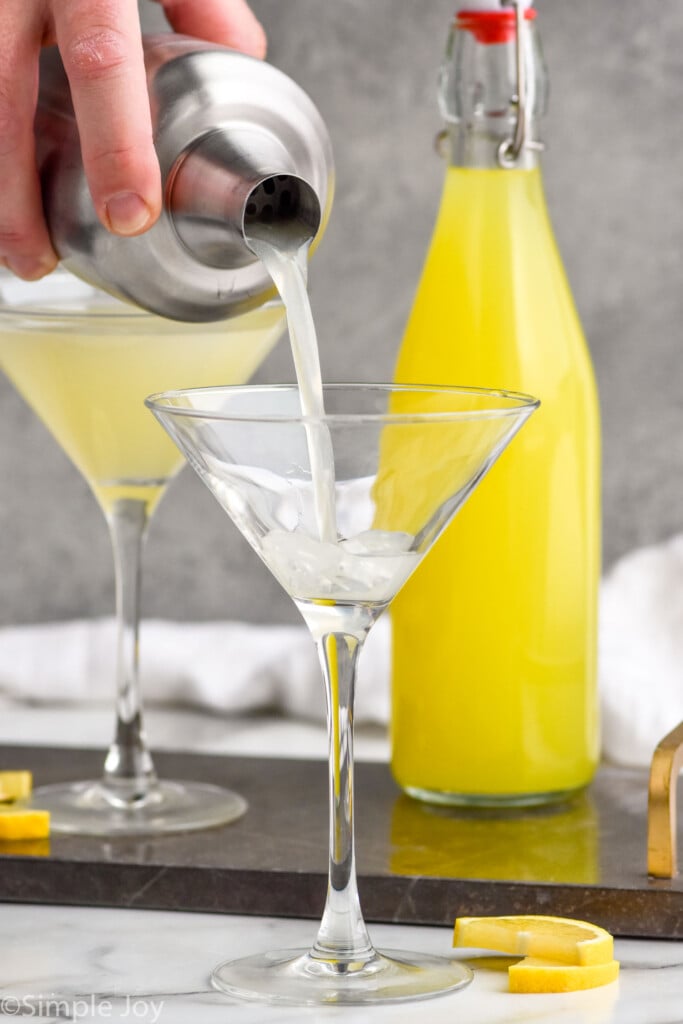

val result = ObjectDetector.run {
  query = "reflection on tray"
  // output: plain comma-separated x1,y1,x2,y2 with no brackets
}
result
389,792,598,884
0,838,50,858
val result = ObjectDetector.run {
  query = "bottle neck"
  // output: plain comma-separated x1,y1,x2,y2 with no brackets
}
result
439,11,548,170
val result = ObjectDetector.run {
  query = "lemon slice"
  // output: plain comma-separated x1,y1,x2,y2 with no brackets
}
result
454,915,620,993
0,770,33,802
0,808,50,840
454,915,614,966
509,957,620,993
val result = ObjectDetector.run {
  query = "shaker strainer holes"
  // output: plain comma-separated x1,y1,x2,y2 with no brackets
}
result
245,176,302,227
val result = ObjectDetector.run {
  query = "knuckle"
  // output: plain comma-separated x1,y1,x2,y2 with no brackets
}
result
0,215,50,261
63,26,129,81
0,225,31,252
88,141,140,177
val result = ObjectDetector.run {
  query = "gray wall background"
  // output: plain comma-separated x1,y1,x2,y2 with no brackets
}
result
0,0,682,627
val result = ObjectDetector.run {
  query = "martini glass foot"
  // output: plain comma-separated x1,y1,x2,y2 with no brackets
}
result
211,948,472,1006
30,779,246,836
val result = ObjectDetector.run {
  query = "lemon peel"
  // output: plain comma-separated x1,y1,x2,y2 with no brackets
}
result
509,956,620,993
0,770,32,802
454,914,614,966
0,808,50,840
454,914,620,993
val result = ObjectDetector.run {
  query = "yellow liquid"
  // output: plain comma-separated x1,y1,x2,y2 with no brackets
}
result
391,167,600,802
0,304,285,515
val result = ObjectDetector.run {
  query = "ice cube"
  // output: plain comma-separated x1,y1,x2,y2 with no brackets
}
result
260,529,344,597
260,529,419,603
341,530,414,556
323,548,419,603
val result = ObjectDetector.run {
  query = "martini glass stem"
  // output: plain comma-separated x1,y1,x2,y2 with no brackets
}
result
310,630,374,965
103,498,157,802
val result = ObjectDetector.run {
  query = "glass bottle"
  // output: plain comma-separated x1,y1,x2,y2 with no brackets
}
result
391,1,601,806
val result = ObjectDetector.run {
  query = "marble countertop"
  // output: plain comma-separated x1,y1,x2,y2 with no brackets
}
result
1,704,682,1022
3,903,681,1024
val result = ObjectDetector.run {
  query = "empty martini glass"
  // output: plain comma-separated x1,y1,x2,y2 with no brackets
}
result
146,382,538,1005
0,269,285,835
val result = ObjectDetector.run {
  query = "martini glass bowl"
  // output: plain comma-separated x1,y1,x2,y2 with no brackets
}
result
147,381,538,1004
0,269,285,835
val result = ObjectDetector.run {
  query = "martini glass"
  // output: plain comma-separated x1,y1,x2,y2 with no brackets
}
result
147,382,538,1005
0,269,285,835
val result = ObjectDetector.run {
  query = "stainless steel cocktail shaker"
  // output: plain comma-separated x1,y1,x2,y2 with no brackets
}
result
36,35,334,322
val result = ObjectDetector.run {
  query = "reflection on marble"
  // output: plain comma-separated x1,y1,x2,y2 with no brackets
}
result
1,904,682,1024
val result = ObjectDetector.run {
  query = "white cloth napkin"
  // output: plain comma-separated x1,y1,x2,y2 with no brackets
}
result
599,534,683,768
0,614,391,726
1,534,682,768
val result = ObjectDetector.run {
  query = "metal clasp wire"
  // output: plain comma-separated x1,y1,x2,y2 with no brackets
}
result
497,0,543,168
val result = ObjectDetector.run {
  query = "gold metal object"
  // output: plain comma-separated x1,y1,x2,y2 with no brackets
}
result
647,719,683,878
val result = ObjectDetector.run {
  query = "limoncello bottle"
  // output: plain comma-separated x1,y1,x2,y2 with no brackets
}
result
391,0,601,806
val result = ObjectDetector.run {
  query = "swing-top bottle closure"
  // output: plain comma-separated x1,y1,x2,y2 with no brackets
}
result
437,0,547,170
458,5,535,47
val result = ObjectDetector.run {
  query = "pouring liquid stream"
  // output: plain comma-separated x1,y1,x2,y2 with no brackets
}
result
246,240,419,608
249,239,337,544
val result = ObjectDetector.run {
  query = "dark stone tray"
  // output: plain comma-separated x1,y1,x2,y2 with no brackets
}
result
0,745,681,938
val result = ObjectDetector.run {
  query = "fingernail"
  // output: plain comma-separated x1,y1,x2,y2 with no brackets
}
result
105,192,152,235
7,256,56,281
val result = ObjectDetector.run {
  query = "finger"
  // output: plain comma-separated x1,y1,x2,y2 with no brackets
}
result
160,0,267,59
54,0,161,236
0,4,58,279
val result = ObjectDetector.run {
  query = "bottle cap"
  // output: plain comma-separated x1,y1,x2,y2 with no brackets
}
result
456,3,536,45
456,1,533,9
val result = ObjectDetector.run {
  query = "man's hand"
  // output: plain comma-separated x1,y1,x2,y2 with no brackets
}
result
0,0,266,281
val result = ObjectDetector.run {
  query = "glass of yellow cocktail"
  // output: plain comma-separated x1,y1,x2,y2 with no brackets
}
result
0,269,285,835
